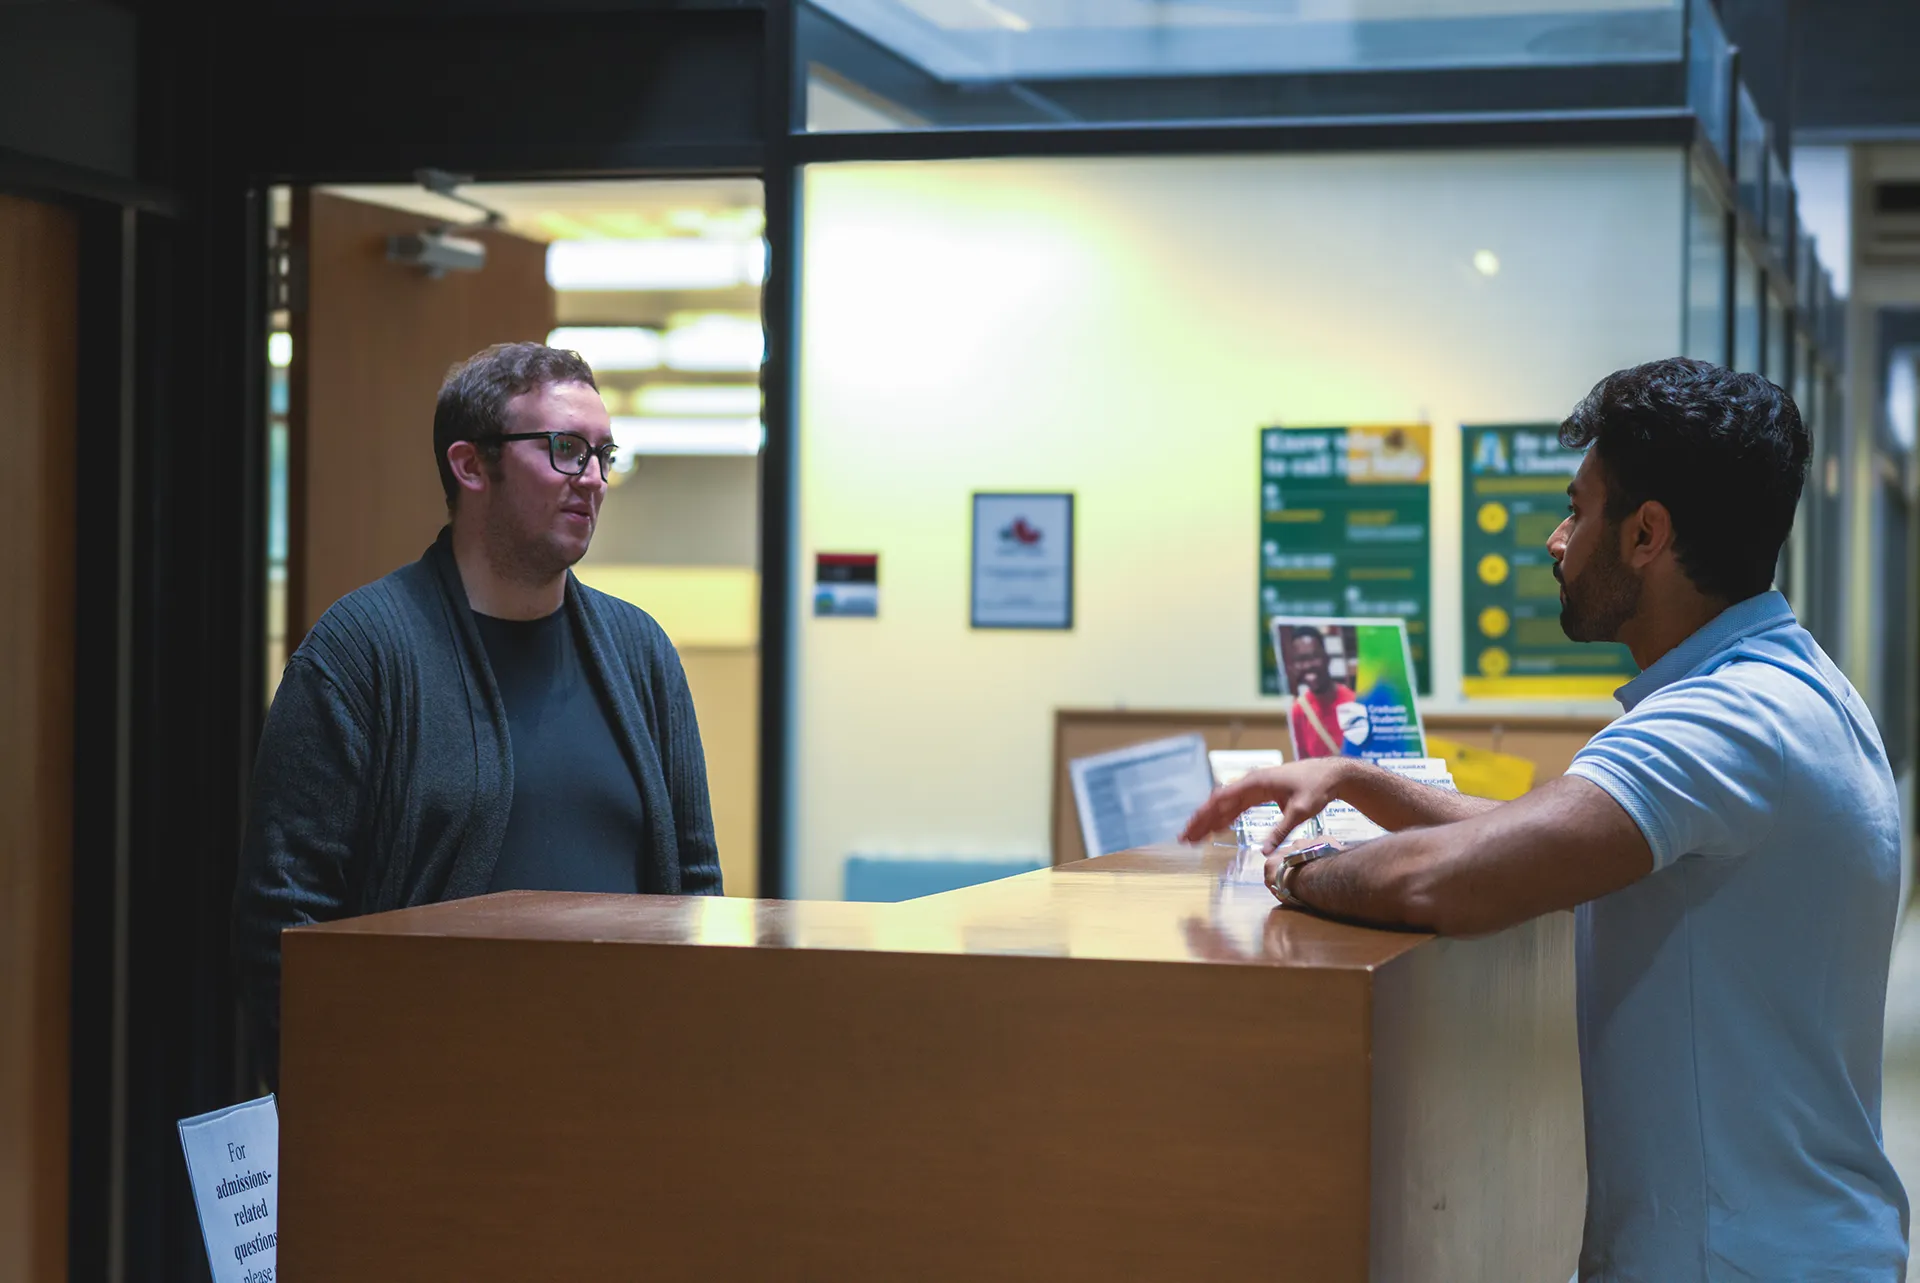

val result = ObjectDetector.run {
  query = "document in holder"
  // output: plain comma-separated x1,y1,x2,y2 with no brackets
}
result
1208,749,1286,845
1071,733,1214,859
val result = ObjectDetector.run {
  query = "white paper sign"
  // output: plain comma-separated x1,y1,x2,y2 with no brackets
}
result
1208,749,1286,844
179,1096,279,1283
1071,733,1213,858
971,492,1074,629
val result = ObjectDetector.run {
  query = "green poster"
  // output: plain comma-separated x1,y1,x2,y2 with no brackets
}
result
1259,425,1432,696
1460,424,1636,698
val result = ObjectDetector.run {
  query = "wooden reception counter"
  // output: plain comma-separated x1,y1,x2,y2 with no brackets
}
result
279,847,1581,1282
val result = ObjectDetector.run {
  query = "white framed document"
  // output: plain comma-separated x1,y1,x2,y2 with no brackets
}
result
971,492,1074,629
1069,733,1213,859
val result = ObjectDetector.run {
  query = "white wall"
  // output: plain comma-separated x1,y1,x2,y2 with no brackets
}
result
793,149,1686,899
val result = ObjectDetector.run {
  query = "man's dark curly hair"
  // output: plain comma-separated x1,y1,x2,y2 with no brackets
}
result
1559,357,1809,602
432,342,598,510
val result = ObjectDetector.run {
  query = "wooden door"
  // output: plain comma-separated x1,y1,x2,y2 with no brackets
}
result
0,191,76,1283
288,189,555,642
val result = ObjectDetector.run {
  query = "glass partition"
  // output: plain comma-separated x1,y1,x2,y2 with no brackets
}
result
1765,286,1789,384
1734,244,1762,372
1735,82,1766,224
1767,148,1793,269
1686,0,1731,160
1685,163,1728,363
791,148,1686,896
800,0,1687,131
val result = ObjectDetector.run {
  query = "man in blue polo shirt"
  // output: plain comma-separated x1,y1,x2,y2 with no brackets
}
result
1184,358,1908,1279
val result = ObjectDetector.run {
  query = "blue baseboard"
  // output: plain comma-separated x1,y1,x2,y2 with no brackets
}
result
843,856,1046,903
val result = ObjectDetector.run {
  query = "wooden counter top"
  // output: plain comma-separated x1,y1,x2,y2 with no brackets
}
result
303,844,1430,971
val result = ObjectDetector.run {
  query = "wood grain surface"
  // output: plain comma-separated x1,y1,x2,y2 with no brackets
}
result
281,850,1581,1281
0,192,76,1283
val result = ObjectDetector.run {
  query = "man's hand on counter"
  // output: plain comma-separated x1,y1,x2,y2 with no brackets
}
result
1179,758,1500,855
1178,759,1350,851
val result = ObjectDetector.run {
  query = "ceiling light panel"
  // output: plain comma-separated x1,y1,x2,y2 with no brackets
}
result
546,239,765,292
547,326,663,371
635,385,764,417
610,416,765,456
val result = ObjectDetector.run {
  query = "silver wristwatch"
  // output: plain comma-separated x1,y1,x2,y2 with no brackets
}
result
1272,840,1341,907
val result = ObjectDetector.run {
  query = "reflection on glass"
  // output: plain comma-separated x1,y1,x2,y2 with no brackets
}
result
800,0,1687,132
1685,166,1727,364
1734,245,1761,373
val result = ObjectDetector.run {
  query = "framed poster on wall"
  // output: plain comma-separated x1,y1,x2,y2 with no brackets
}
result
1460,424,1635,697
971,492,1074,629
1257,425,1432,695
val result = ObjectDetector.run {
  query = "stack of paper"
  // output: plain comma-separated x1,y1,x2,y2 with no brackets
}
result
1306,757,1460,844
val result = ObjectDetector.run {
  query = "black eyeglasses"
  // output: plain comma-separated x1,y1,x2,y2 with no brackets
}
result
483,431,619,480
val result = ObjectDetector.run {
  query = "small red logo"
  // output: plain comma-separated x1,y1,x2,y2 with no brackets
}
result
1002,518,1043,546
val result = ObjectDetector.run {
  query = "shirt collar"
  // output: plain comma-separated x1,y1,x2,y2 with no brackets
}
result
1614,590,1795,711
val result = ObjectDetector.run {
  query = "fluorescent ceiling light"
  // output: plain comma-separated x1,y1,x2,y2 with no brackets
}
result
546,238,764,292
610,416,764,456
634,384,762,417
267,331,293,368
547,326,662,371
662,315,764,373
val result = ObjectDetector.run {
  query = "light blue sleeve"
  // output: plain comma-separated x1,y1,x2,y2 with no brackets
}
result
1564,672,1786,869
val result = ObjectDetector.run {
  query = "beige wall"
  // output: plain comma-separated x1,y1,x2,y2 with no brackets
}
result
793,149,1686,898
0,192,76,1283
680,649,759,897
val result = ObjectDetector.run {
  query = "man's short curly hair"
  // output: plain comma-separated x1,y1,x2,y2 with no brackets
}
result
1560,358,1809,602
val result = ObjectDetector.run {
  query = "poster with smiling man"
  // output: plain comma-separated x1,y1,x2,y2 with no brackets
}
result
1271,616,1425,761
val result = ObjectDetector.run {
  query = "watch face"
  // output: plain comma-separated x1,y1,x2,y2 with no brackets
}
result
1288,841,1340,864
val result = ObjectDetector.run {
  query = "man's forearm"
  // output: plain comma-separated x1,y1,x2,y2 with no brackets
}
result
1290,830,1441,930
1336,761,1503,831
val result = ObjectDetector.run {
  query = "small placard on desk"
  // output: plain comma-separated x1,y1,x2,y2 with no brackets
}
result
178,1095,279,1283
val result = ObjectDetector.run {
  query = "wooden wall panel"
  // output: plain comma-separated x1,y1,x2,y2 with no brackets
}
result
0,192,77,1283
292,189,555,641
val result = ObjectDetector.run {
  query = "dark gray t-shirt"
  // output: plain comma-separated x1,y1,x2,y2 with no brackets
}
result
473,607,643,894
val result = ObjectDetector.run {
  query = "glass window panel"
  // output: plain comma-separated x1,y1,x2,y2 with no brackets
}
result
1734,244,1762,372
1686,0,1731,160
793,149,1686,897
1768,149,1793,267
1736,82,1766,223
1765,288,1788,383
1797,224,1818,315
1685,163,1728,363
800,0,1686,132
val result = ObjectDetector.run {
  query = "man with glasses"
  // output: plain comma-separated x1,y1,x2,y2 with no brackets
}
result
235,342,721,1084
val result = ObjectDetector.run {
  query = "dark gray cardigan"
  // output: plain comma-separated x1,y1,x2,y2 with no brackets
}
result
234,528,721,1079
